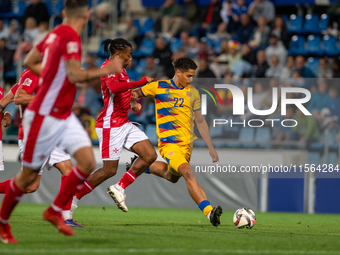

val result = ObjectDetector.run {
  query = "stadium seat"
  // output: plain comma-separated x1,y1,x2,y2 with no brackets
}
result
96,38,110,58
43,0,53,17
303,14,320,34
170,38,182,53
306,57,320,76
133,18,141,34
141,0,165,7
288,35,305,55
201,37,214,49
320,13,329,31
322,35,339,56
287,14,303,34
196,0,211,6
96,58,106,67
306,35,321,55
209,127,223,138
132,37,155,57
254,127,271,148
239,127,255,148
136,58,146,74
140,18,154,36
0,1,26,18
308,152,320,165
54,0,64,14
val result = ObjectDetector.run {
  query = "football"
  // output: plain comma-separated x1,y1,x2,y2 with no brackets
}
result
233,208,256,229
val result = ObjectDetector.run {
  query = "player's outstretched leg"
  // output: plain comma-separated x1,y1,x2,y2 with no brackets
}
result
178,163,223,227
43,147,96,236
108,140,157,212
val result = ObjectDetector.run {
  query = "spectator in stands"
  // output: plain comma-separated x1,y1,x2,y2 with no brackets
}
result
223,0,248,35
162,0,199,39
241,43,256,65
187,36,199,59
33,21,49,46
6,20,20,52
294,55,315,78
249,16,270,50
141,56,166,80
326,2,340,36
0,19,9,40
156,0,181,34
332,57,340,78
251,82,267,112
74,83,102,118
197,59,216,78
248,0,275,24
265,55,282,78
230,44,254,78
217,0,233,36
122,18,138,50
83,54,102,94
322,86,340,122
197,41,212,61
285,70,305,88
0,38,13,73
21,0,49,29
291,108,318,148
178,31,190,52
265,33,287,67
308,81,330,121
318,58,333,79
252,50,269,78
91,2,112,27
14,17,39,63
234,14,255,44
193,0,222,38
280,55,294,81
270,16,290,49
153,37,174,78
273,105,295,145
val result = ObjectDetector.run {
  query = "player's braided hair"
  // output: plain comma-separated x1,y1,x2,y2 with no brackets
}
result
172,57,198,72
102,38,132,56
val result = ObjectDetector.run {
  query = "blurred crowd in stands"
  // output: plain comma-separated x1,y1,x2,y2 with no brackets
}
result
1,0,340,148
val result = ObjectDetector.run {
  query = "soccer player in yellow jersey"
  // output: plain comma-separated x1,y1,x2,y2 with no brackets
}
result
131,57,223,227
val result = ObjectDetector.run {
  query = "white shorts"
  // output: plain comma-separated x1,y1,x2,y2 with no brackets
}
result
19,140,71,175
22,110,91,169
96,122,148,161
0,141,4,171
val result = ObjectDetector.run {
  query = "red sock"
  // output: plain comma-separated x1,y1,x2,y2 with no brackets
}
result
117,170,137,190
51,167,89,212
75,180,95,200
0,178,25,222
0,179,11,193
60,176,72,211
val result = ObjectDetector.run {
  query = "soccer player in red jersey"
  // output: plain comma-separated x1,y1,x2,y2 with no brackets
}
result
0,69,82,227
70,38,157,218
0,0,123,243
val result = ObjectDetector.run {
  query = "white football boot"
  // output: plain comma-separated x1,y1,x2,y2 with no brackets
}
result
107,185,128,212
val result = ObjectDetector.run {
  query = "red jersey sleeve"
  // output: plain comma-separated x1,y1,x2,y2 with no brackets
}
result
0,87,3,100
62,36,82,62
36,35,47,53
11,84,20,95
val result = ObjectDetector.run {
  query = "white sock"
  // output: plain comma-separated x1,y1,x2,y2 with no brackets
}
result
115,184,125,194
62,210,70,221
207,211,212,220
72,196,79,206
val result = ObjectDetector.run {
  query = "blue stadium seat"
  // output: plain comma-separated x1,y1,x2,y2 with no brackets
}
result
136,58,146,74
282,15,289,26
54,0,64,14
306,57,320,76
96,58,106,67
141,0,165,7
96,38,110,58
239,127,255,148
254,127,271,148
43,0,53,17
145,124,158,141
170,38,182,53
133,37,155,57
287,14,303,34
133,18,141,34
201,37,214,49
306,35,321,55
196,0,211,6
209,127,223,138
214,38,224,54
320,13,329,31
304,14,319,34
140,18,154,36
288,35,305,55
0,1,26,18
322,35,339,56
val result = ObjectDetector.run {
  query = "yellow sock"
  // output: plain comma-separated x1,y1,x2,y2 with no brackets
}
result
203,205,213,217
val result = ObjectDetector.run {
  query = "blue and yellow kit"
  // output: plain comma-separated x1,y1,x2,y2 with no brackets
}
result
140,79,201,175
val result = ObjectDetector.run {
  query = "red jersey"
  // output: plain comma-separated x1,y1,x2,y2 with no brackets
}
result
27,24,82,119
0,87,3,141
11,69,40,140
96,61,131,128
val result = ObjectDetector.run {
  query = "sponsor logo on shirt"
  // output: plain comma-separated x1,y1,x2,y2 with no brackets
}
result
22,78,32,86
67,42,79,54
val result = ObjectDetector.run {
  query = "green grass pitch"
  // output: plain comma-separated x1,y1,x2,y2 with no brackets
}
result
1,204,340,254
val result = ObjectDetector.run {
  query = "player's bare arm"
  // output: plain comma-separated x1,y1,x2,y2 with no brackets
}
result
14,89,35,105
23,48,43,76
2,112,11,127
194,109,219,163
0,90,14,115
65,57,123,84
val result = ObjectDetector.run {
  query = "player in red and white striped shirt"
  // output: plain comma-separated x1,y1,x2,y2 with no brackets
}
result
0,0,123,243
70,38,157,217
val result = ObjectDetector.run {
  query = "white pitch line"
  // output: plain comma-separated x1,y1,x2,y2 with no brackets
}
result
0,249,339,254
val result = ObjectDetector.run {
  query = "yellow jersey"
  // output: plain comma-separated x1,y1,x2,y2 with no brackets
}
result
140,79,201,147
